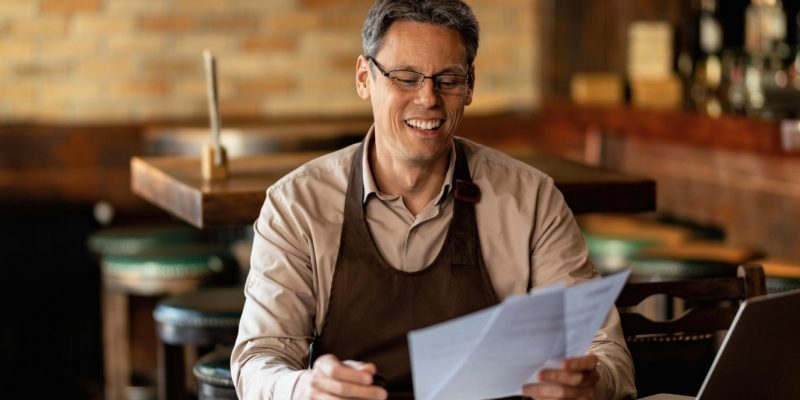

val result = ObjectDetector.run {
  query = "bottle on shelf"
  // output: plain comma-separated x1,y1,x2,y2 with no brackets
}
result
692,0,724,117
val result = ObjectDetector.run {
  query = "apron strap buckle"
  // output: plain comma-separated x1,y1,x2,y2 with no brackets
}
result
454,179,481,203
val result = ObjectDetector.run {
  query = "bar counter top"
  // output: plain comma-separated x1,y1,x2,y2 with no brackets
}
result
131,150,655,228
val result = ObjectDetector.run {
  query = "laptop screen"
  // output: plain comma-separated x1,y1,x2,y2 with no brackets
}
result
697,289,800,399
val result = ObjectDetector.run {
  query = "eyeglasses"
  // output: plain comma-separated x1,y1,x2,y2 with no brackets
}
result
366,56,470,95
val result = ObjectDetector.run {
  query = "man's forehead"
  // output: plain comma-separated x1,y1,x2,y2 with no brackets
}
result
376,20,468,66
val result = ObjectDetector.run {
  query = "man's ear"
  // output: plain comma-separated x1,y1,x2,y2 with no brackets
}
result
464,64,475,106
355,55,371,100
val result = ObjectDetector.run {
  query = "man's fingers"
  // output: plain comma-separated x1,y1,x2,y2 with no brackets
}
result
314,355,372,384
308,355,387,399
343,360,378,375
561,354,598,371
523,382,596,399
311,374,387,399
539,368,599,386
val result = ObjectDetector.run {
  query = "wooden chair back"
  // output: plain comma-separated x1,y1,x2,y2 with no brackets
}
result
616,264,766,397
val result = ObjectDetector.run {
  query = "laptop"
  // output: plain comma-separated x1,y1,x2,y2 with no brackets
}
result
641,289,800,400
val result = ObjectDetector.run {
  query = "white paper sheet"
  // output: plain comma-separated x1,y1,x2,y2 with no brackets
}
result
565,270,632,357
408,270,631,400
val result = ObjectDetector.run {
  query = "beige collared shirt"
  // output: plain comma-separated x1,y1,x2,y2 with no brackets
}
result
232,130,636,400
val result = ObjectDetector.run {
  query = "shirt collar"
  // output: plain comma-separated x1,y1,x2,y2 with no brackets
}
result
361,126,457,205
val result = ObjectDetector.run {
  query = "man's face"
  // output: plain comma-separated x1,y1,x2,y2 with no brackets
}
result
356,20,474,165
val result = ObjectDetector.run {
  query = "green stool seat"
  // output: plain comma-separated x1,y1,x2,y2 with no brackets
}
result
88,225,200,257
584,233,658,273
766,276,800,293
193,348,237,400
154,286,244,400
630,258,738,280
102,246,236,296
758,259,800,294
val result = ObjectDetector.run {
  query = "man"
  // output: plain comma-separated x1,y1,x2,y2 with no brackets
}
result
232,1,636,399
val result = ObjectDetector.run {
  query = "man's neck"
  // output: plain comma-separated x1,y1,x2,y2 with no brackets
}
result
369,140,451,216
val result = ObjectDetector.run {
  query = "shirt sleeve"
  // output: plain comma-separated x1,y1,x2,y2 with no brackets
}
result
529,177,637,400
231,188,316,400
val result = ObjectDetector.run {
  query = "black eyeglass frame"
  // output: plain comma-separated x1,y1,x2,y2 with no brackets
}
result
366,55,471,94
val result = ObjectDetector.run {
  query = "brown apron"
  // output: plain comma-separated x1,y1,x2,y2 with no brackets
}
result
311,139,513,398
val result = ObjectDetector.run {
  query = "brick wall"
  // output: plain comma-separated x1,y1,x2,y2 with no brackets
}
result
0,0,539,122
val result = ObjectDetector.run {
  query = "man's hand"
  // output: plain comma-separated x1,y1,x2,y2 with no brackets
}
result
293,354,388,400
522,354,599,400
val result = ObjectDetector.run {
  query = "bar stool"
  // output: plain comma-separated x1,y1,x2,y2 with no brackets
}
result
91,225,235,400
193,348,238,400
153,286,244,400
90,225,199,400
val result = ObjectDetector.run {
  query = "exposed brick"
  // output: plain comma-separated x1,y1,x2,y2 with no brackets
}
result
172,79,236,99
10,16,68,37
144,59,200,78
140,15,195,32
219,55,270,77
13,62,73,80
30,100,68,121
172,80,207,99
112,80,170,97
42,0,100,14
0,0,536,123
202,15,259,32
42,81,102,101
299,32,360,56
105,0,171,16
174,0,231,14
172,34,234,57
105,35,167,54
72,16,135,37
3,101,38,121
0,0,37,18
40,39,97,59
1,82,35,99
297,72,354,92
70,101,132,121
233,0,295,14
320,13,365,30
221,99,262,117
330,54,359,72
0,40,34,60
133,99,198,120
241,36,296,52
264,12,321,32
264,94,367,116
235,77,295,96
299,0,364,9
78,59,136,79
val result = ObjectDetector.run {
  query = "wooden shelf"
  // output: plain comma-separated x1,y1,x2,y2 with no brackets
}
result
539,102,795,156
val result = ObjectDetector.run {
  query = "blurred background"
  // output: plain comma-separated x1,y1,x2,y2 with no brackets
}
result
1,0,799,398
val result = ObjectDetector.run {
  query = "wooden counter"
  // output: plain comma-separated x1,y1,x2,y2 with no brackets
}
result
131,151,655,228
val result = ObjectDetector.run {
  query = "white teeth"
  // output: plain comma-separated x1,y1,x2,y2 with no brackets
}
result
406,119,442,130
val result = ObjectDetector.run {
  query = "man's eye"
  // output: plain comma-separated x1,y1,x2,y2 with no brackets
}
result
437,77,463,89
394,78,419,86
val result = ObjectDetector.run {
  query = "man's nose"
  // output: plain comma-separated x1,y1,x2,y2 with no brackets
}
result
413,78,441,108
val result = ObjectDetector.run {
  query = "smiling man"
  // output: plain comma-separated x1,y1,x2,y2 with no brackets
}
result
232,1,635,399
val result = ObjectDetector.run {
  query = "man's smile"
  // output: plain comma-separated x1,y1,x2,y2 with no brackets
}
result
404,118,444,131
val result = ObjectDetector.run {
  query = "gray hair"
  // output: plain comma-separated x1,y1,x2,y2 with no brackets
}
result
361,0,480,66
